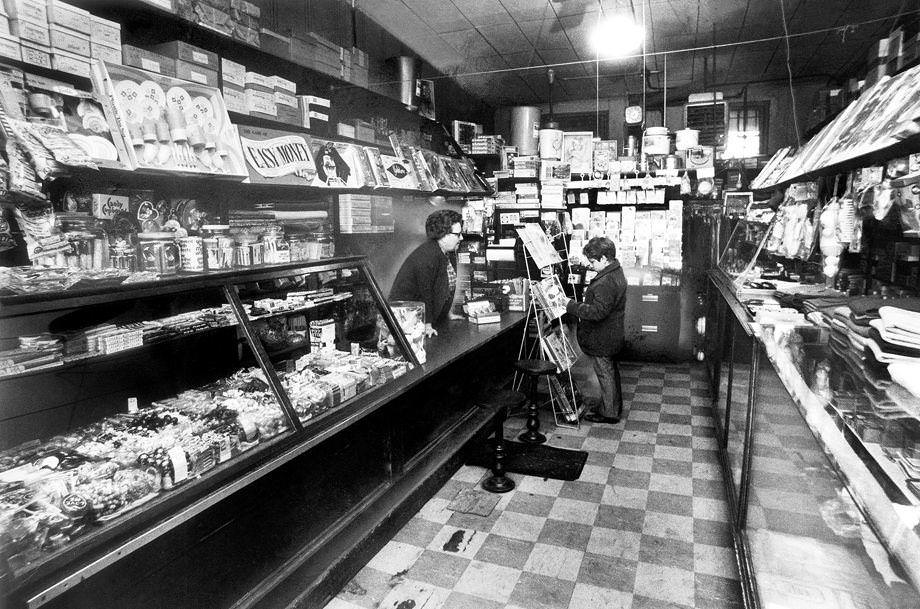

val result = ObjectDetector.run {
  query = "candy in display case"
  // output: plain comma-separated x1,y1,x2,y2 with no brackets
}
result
91,60,247,177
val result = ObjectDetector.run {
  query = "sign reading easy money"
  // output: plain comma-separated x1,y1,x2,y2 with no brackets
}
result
238,125,317,185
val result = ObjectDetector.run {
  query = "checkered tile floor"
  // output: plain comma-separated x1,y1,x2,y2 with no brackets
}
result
324,363,742,609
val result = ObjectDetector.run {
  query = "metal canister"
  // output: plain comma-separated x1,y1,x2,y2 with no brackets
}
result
138,232,180,275
178,236,204,272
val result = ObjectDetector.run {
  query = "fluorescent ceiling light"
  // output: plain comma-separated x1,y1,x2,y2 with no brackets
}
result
591,16,644,58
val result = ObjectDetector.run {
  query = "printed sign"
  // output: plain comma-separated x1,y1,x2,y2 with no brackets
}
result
239,129,316,183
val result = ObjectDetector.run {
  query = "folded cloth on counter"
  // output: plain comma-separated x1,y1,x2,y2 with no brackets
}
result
867,328,920,358
879,306,920,337
849,296,920,325
869,319,920,350
845,315,873,338
889,361,920,398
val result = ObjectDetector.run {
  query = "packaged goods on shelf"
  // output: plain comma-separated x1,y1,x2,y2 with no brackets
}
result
471,134,502,155
0,33,20,61
92,60,247,176
259,27,289,59
90,14,120,49
121,44,175,76
378,153,420,190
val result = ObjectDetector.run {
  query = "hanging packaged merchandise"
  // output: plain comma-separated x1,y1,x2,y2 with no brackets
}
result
15,120,98,170
836,175,856,246
871,182,895,220
13,202,72,261
897,183,920,235
680,171,691,195
5,140,45,202
796,208,816,260
0,213,15,252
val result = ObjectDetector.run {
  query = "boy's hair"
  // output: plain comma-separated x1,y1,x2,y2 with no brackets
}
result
582,237,617,261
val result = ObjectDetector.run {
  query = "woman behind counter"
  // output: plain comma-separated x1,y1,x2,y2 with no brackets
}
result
390,209,465,337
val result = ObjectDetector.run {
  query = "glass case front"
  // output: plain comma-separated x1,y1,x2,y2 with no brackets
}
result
0,260,414,591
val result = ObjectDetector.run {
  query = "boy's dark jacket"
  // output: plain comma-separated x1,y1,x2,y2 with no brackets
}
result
566,260,627,356
389,239,453,324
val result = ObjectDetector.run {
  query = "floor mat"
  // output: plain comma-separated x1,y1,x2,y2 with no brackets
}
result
466,440,588,481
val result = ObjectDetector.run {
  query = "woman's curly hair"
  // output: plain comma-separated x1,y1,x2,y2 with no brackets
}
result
425,209,463,240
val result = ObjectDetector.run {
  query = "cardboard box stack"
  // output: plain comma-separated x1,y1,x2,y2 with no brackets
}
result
150,40,218,86
220,56,246,114
1,0,119,76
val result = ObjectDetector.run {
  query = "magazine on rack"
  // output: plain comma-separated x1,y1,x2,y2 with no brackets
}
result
531,275,568,320
517,223,562,268
541,326,578,372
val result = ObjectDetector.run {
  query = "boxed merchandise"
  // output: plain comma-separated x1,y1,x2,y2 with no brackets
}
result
12,17,49,46
121,44,176,76
0,16,9,37
90,41,121,65
51,48,91,77
353,119,374,143
220,57,245,88
232,23,259,47
0,33,19,60
4,0,47,24
244,88,275,117
272,75,295,94
46,0,91,35
20,41,51,68
92,60,248,176
274,91,298,123
336,122,355,139
222,85,246,114
90,15,120,48
177,1,231,37
49,25,91,57
175,59,218,87
244,70,273,92
230,0,260,17
149,40,218,70
259,27,289,58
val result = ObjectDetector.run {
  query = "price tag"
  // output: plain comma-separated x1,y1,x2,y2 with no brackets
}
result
128,397,138,413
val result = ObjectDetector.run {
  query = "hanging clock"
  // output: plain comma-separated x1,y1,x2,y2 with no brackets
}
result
624,105,644,125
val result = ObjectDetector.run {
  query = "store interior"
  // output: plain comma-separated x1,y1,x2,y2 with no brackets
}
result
0,1,919,608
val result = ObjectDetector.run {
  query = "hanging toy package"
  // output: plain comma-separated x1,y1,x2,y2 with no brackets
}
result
898,183,920,236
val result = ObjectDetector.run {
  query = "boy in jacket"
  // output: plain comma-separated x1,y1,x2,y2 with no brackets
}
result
566,237,627,424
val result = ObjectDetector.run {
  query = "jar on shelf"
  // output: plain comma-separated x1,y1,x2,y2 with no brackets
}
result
261,227,284,264
201,225,233,270
235,233,259,268
287,234,309,262
138,232,180,275
109,239,136,271
178,236,204,272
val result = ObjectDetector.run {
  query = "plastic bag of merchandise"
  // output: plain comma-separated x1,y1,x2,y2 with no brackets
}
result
896,183,920,235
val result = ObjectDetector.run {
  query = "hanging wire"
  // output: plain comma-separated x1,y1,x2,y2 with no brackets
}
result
777,0,802,147
361,8,920,88
641,0,647,124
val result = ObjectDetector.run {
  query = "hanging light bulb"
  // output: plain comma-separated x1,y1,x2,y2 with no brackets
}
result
591,16,644,59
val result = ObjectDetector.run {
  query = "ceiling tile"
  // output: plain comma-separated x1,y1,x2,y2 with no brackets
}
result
478,22,534,54
453,0,515,25
439,29,496,58
400,0,471,33
518,17,572,50
498,0,553,21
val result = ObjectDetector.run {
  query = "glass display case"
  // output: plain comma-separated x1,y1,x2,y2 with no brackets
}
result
705,272,920,608
0,257,415,607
